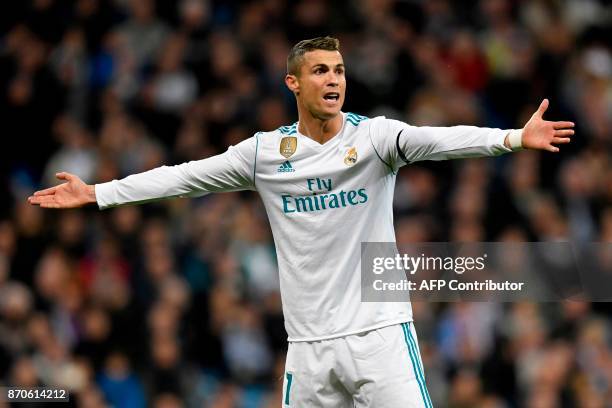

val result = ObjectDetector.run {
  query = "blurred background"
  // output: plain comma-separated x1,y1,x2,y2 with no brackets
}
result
0,0,611,407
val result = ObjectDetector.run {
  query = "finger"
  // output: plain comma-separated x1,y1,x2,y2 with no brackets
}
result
56,172,75,181
40,202,61,209
534,99,549,118
552,121,575,129
32,185,59,196
545,144,560,153
552,137,571,144
554,129,574,137
28,195,57,205
27,196,40,206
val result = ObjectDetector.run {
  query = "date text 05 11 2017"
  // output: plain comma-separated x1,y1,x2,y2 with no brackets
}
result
1,387,69,402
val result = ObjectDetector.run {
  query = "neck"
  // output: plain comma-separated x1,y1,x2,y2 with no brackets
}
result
297,107,343,144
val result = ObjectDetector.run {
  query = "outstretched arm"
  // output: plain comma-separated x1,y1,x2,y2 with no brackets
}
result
28,172,96,208
370,99,575,170
28,135,259,210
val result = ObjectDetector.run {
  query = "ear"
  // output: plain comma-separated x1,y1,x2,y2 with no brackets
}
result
285,74,299,95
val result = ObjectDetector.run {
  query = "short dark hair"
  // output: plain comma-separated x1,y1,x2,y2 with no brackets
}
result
287,36,340,75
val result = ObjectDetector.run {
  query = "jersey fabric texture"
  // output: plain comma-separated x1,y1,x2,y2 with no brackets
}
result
282,322,432,407
95,112,513,342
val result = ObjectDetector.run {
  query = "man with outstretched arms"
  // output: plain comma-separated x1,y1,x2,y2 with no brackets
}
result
29,37,574,407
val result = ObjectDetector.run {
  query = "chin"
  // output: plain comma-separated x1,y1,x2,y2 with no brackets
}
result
316,107,342,120
320,111,339,120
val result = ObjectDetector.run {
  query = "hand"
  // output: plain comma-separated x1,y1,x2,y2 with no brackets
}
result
521,99,575,152
28,172,96,209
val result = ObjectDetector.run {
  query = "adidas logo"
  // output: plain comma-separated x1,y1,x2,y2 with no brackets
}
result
277,161,295,173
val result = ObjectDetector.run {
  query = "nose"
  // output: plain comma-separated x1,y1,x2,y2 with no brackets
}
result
326,72,339,87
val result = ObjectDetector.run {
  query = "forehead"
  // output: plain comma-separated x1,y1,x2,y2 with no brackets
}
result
301,49,344,68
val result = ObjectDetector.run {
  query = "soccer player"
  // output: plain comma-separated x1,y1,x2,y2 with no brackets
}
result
29,37,574,407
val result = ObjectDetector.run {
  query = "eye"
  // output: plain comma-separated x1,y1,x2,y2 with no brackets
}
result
336,68,345,75
314,68,324,74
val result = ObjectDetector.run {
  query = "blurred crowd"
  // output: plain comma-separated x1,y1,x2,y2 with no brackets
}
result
0,0,611,407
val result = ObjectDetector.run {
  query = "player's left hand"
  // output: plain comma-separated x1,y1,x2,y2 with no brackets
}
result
521,99,575,152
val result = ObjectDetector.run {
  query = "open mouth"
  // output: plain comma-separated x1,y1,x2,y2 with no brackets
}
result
323,92,340,102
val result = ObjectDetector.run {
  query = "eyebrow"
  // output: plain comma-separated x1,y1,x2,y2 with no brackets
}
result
311,63,345,69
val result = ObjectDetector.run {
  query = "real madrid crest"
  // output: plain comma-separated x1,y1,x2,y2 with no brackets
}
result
344,147,358,166
280,137,297,158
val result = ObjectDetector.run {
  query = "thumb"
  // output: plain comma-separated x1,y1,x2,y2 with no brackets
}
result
56,172,75,182
533,98,549,118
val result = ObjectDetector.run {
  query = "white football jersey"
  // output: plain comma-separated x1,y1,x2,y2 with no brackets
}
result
95,112,514,341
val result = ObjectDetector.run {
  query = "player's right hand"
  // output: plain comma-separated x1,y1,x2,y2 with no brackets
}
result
27,172,96,209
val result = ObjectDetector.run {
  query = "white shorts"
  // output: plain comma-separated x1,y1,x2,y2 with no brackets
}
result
282,322,433,407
